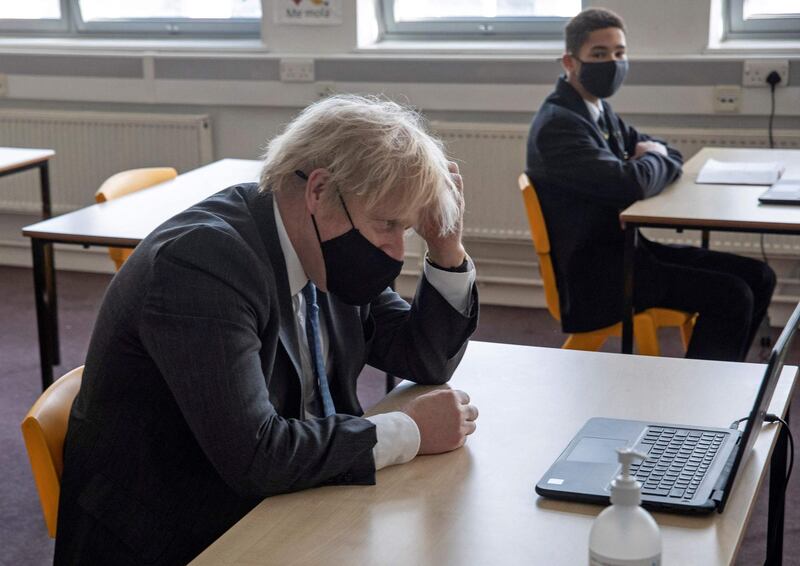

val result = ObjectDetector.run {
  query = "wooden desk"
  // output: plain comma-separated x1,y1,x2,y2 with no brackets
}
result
22,158,262,388
620,148,800,355
0,147,55,218
3,147,57,372
191,342,797,566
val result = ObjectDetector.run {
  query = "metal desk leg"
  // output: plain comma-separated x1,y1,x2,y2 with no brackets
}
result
701,229,710,249
621,225,637,354
32,239,55,389
38,161,52,219
38,161,60,365
766,406,789,566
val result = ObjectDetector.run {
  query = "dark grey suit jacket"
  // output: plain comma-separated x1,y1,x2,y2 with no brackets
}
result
526,77,683,333
54,184,478,565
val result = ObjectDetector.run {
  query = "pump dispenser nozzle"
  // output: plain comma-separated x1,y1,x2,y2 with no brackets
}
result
589,446,662,564
610,448,648,506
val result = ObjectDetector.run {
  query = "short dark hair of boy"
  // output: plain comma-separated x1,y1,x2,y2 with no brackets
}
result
565,8,626,55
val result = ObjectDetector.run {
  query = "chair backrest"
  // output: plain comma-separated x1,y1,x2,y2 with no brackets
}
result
95,167,178,270
94,167,178,203
518,173,561,321
20,366,84,538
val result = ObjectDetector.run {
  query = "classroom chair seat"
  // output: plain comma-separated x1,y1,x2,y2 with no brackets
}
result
95,167,178,270
20,366,84,538
518,173,696,356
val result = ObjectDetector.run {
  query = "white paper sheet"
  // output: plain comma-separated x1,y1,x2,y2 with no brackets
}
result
696,158,785,185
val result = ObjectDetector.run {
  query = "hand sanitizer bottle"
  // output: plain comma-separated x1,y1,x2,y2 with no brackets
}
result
589,448,662,566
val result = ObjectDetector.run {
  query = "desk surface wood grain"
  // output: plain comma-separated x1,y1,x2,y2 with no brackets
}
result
192,342,797,566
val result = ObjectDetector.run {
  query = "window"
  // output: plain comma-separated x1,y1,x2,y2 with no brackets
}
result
0,0,261,37
726,0,800,39
0,0,66,32
380,0,583,40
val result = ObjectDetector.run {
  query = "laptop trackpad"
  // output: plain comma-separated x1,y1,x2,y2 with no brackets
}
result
566,437,628,464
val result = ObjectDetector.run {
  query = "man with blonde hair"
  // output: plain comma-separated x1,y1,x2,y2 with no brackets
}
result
55,95,479,565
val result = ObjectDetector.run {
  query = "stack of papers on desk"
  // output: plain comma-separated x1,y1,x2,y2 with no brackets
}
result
696,158,785,185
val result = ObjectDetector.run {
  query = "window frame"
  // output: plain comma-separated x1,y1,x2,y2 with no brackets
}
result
0,0,261,38
377,0,584,41
725,0,800,40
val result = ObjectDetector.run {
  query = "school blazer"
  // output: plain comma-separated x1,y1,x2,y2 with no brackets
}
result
525,77,683,333
54,184,478,565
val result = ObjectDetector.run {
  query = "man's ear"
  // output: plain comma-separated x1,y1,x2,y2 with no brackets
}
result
304,168,330,215
561,52,576,75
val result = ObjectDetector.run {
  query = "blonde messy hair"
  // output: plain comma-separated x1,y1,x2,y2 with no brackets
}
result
259,94,461,235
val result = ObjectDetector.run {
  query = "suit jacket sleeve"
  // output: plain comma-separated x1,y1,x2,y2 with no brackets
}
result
365,275,478,385
139,226,377,499
618,115,684,168
537,113,683,209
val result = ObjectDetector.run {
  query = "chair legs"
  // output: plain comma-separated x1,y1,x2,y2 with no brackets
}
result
561,312,664,356
632,312,661,356
563,330,612,351
680,314,696,351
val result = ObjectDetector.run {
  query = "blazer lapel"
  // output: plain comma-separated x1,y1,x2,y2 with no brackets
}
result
554,76,615,153
601,101,628,160
248,189,304,390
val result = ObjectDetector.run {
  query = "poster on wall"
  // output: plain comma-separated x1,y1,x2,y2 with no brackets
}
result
275,0,342,25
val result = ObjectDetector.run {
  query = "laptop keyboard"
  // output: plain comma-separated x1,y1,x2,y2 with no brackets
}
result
629,426,725,500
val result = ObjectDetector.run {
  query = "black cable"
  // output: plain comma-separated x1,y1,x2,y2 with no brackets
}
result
766,70,781,149
729,417,748,429
768,84,776,149
756,231,772,357
758,71,781,357
730,414,794,489
765,413,794,488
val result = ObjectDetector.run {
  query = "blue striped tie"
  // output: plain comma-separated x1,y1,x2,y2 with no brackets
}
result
302,281,335,417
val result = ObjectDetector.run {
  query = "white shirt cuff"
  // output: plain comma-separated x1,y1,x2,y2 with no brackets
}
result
367,411,421,470
423,256,476,315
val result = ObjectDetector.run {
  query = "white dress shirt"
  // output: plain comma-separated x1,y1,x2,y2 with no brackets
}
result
584,98,603,124
273,199,475,470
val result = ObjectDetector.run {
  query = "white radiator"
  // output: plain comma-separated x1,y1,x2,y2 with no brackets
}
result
0,110,213,215
432,122,800,255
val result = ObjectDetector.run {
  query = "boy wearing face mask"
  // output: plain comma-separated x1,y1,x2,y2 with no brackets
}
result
526,8,775,362
55,95,479,566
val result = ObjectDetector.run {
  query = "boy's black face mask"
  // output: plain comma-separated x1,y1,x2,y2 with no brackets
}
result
298,170,403,305
576,58,629,99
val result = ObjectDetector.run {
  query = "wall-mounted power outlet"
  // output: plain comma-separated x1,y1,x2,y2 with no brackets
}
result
713,85,741,113
279,58,315,83
0,74,8,97
743,60,789,87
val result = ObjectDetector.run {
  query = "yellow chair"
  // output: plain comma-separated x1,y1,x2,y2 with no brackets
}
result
519,173,696,355
20,366,84,538
95,167,178,270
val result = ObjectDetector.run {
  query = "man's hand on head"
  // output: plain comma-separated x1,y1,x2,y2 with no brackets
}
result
634,141,668,160
402,389,479,454
415,161,466,269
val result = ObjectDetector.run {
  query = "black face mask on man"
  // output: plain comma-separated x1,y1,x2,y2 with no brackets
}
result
298,170,403,305
576,59,629,99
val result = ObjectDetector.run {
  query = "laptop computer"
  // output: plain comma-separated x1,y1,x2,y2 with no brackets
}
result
759,179,800,205
535,301,800,515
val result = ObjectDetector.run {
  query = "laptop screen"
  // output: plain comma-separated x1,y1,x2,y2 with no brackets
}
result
719,301,800,509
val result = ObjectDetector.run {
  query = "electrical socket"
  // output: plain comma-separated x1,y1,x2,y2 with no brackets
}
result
0,74,8,97
279,58,315,83
712,85,741,113
743,59,789,87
